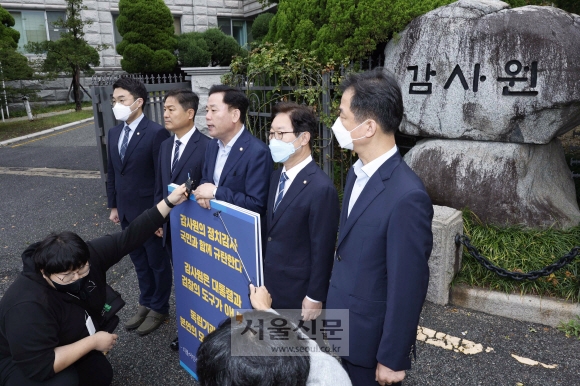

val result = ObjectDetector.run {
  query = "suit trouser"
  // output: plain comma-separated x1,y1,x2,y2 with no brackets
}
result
122,218,172,315
342,359,402,386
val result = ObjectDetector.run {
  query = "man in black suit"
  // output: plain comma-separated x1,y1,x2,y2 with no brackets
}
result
263,102,339,320
154,89,209,257
326,68,433,386
106,77,171,336
193,85,272,217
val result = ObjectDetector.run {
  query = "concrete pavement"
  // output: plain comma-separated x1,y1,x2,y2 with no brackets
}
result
0,120,579,385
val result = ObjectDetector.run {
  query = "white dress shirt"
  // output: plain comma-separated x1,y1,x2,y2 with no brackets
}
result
117,113,145,154
347,146,398,217
273,155,313,204
213,126,245,186
171,126,197,167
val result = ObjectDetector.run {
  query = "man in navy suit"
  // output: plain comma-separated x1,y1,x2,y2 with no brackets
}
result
193,85,272,218
263,102,339,320
106,77,171,336
154,89,209,257
326,68,433,386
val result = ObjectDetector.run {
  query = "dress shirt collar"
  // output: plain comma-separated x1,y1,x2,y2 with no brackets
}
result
353,145,398,179
218,125,245,151
282,155,313,181
174,126,196,149
125,113,144,131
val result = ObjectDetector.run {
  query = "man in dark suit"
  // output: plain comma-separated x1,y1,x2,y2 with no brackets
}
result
106,77,171,336
193,85,272,218
154,88,209,257
263,102,339,320
326,68,433,386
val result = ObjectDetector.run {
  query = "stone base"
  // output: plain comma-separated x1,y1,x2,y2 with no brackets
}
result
404,138,580,229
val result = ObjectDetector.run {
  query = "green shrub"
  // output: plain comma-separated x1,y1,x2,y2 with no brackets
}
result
177,32,211,67
201,28,241,66
251,13,274,43
116,0,177,73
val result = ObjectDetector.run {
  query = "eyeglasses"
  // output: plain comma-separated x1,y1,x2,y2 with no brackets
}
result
268,131,296,140
53,263,90,284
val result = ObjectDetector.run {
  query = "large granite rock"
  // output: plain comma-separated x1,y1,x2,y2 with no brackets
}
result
404,138,580,229
384,0,580,144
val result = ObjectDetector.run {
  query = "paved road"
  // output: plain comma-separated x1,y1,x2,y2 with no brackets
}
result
0,122,578,386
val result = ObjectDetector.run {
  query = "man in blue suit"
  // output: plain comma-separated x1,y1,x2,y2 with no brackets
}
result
193,85,272,218
106,77,171,336
326,68,433,386
263,102,339,320
154,89,209,257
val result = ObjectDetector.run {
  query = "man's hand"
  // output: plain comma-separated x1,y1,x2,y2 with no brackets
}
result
249,284,272,310
154,228,163,237
376,363,405,385
92,331,118,352
196,198,212,209
194,183,216,200
109,208,120,224
301,297,322,321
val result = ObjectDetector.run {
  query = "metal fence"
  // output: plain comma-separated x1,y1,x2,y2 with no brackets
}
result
90,73,190,186
228,65,420,197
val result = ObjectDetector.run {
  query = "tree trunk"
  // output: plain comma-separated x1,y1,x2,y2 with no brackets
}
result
73,68,82,111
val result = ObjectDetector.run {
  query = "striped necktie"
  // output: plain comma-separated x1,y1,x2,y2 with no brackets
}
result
171,140,182,175
273,172,288,212
119,126,130,162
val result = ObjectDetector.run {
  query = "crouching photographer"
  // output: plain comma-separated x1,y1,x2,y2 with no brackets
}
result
0,184,190,386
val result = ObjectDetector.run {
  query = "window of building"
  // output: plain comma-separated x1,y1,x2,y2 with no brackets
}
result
218,18,253,48
112,14,182,47
8,10,66,53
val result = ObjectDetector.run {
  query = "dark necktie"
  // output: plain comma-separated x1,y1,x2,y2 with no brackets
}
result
171,140,182,175
119,126,130,162
273,172,288,212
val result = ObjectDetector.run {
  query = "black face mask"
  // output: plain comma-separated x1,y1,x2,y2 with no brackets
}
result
51,275,88,295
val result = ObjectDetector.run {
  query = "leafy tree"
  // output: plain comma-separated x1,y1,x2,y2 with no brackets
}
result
267,0,456,63
26,0,104,111
201,28,242,66
176,28,241,67
177,32,211,67
251,13,274,43
116,0,177,73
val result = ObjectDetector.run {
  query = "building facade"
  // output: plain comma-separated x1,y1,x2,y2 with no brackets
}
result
1,0,271,72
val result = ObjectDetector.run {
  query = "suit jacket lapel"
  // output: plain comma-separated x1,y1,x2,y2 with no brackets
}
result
337,152,402,247
218,130,249,186
121,116,148,168
267,168,282,228
110,124,124,167
171,129,201,183
270,161,317,229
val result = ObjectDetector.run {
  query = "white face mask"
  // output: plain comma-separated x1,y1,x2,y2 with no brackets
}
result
269,133,303,163
112,99,139,122
331,117,368,150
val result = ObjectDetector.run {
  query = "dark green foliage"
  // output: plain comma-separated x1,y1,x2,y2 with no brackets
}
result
0,7,19,50
116,0,177,73
176,29,241,67
251,13,274,43
25,0,104,111
267,0,455,63
503,0,579,14
201,28,242,66
176,32,211,67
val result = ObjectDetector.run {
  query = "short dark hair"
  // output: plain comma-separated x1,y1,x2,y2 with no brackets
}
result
340,67,403,134
197,311,310,386
112,77,148,107
33,231,89,275
164,89,200,119
208,85,249,124
271,102,317,146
